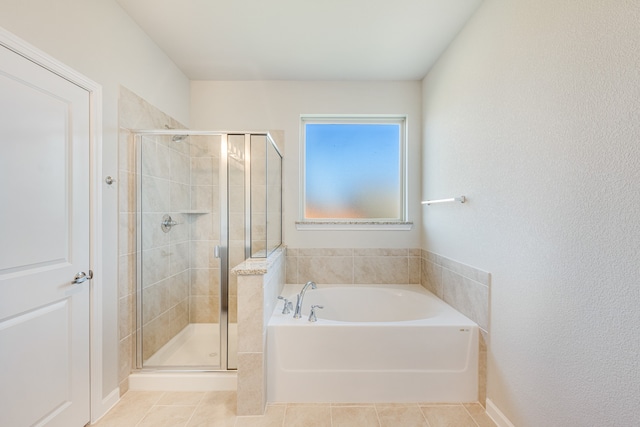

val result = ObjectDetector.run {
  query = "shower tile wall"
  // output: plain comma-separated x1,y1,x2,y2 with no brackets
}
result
189,135,221,324
118,88,221,392
118,87,187,394
139,134,191,361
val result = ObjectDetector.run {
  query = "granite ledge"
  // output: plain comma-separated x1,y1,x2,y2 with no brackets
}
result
232,246,285,276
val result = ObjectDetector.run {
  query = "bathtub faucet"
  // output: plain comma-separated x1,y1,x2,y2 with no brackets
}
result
293,281,317,319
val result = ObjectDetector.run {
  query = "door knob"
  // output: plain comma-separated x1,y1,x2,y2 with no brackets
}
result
73,270,93,284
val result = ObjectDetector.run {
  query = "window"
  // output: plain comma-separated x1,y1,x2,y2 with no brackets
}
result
300,116,407,225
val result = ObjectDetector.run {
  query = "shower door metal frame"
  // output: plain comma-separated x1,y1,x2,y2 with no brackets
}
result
132,129,279,372
132,130,232,372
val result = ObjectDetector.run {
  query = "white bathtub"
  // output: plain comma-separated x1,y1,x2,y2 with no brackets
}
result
267,284,478,403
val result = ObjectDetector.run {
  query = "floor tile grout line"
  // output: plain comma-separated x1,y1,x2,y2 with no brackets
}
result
418,404,432,427
373,403,381,427
133,391,165,427
461,403,482,427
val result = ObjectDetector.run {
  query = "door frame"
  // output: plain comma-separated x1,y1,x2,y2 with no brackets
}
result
0,27,109,422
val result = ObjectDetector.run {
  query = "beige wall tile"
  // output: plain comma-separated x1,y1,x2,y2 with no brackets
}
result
170,242,190,275
118,295,134,340
119,213,136,256
190,185,214,212
190,268,220,296
354,256,408,284
354,248,408,256
409,256,421,284
190,135,220,158
170,152,191,185
298,248,353,257
169,213,190,243
191,157,215,186
285,255,298,284
170,182,190,212
118,335,132,384
142,213,171,250
438,255,490,286
141,176,170,213
478,332,488,406
237,279,264,353
298,256,353,284
142,246,171,288
118,253,136,298
237,353,265,415
422,259,443,297
442,269,489,330
189,295,219,323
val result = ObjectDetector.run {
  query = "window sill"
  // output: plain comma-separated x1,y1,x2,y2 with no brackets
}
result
295,221,413,231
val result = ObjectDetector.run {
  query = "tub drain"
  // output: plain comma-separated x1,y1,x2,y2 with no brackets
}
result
209,352,218,357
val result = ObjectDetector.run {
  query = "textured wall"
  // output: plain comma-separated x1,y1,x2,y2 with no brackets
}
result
422,0,640,425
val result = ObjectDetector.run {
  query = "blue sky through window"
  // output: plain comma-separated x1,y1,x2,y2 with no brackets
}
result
305,123,401,219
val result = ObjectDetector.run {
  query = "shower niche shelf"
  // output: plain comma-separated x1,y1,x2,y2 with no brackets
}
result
179,210,210,215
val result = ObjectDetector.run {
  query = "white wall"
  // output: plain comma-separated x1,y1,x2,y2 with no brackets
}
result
422,1,640,425
190,80,422,249
0,0,190,403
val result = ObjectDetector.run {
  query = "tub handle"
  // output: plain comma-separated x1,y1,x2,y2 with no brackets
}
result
308,305,324,322
277,296,293,315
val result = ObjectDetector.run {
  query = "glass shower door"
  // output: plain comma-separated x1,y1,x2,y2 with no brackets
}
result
136,132,227,369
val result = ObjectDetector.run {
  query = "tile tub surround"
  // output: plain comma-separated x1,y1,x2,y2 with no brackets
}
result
285,247,490,406
233,247,285,416
285,248,422,286
421,250,490,406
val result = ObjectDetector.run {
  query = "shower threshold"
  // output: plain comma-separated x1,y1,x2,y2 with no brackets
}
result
130,323,238,392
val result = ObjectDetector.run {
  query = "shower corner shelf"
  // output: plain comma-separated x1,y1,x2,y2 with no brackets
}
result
179,210,210,215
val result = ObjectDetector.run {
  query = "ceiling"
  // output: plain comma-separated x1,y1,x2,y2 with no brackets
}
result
115,0,481,81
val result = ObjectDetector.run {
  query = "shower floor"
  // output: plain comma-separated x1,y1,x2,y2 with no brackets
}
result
144,323,238,368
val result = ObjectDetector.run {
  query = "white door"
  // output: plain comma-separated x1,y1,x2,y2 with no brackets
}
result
0,43,91,427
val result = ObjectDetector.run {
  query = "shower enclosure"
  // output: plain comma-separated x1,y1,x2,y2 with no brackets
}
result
133,131,282,371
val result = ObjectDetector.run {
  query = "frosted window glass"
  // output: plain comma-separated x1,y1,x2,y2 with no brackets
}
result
304,123,401,219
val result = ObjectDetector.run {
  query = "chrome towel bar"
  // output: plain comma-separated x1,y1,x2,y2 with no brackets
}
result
421,196,466,205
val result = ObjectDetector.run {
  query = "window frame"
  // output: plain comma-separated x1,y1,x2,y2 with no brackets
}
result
299,114,409,229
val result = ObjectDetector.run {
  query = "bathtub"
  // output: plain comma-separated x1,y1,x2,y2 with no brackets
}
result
267,284,478,403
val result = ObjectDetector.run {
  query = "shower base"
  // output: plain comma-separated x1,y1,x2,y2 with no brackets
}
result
129,323,238,391
145,323,237,366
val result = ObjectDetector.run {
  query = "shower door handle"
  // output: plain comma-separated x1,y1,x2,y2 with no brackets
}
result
214,245,221,258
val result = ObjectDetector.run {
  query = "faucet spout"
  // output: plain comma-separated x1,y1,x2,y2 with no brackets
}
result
293,281,317,319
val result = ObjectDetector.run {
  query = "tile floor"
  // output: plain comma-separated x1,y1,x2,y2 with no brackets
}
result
92,391,497,427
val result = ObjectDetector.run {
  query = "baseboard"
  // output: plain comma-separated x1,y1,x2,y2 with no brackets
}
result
486,398,516,427
91,387,120,424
